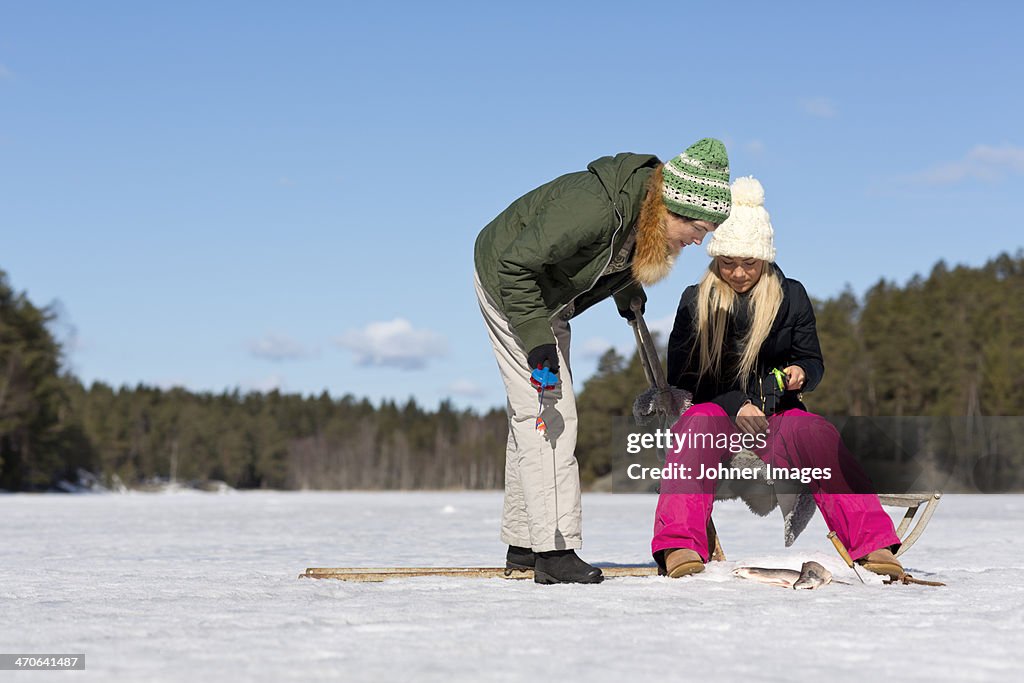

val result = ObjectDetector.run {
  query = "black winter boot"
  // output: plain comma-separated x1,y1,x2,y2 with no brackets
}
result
533,550,604,584
506,545,536,571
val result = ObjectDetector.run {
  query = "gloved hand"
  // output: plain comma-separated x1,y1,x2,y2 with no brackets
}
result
527,344,559,376
618,301,645,322
752,368,787,415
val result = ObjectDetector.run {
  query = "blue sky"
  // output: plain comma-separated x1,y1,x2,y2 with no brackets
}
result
2,2,1022,412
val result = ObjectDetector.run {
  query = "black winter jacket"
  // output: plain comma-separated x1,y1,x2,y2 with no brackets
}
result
666,266,824,416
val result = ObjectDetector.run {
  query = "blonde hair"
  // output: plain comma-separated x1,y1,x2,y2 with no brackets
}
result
693,259,783,390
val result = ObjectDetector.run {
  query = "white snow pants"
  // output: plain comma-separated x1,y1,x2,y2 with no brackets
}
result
474,271,582,552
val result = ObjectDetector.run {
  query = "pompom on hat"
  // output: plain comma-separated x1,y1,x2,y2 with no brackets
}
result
706,176,776,262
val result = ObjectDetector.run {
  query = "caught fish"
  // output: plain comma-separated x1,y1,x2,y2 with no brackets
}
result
733,566,801,588
733,561,834,590
793,561,833,590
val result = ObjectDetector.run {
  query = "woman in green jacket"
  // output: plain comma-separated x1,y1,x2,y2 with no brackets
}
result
474,138,732,583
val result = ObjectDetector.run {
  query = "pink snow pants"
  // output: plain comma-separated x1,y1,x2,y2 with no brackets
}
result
651,402,901,563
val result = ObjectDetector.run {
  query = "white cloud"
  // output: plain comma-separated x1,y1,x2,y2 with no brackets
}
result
578,337,616,360
0,64,11,80
646,313,675,342
336,318,447,370
249,333,313,361
578,337,638,362
799,96,837,118
447,380,486,398
278,176,295,186
901,143,1024,185
746,140,765,155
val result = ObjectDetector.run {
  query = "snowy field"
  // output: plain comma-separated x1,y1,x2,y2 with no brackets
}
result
1,491,1022,682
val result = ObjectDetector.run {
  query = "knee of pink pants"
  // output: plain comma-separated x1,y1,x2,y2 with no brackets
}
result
652,402,732,560
662,402,733,495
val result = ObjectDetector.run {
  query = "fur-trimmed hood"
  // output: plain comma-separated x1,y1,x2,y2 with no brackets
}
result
631,184,674,286
586,154,674,286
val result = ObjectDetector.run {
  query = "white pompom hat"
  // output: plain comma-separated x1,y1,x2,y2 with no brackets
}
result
706,176,775,262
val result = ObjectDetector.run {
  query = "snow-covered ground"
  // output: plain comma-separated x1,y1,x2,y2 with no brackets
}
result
1,491,1021,682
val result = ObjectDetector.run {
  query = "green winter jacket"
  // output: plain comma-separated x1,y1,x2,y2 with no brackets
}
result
474,153,660,352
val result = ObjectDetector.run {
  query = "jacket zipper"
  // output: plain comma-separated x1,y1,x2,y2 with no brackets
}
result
550,205,625,320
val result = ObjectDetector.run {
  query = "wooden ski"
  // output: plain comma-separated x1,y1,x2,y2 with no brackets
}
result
300,566,660,582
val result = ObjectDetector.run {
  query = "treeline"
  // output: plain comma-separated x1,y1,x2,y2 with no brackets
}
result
810,252,1024,417
61,384,509,491
1,372,508,492
0,268,508,491
2,252,1023,491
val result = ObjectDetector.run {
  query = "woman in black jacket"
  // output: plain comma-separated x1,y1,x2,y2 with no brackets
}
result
651,177,903,579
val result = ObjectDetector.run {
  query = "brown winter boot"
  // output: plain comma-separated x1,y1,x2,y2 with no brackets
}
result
858,548,904,579
664,548,705,578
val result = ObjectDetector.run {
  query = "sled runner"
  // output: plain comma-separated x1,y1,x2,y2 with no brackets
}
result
877,491,941,557
299,566,660,582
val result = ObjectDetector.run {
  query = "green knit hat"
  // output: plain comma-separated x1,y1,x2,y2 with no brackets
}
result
662,138,731,224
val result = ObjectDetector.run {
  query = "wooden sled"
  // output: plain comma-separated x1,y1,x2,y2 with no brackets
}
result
300,565,660,582
877,491,941,558
299,496,939,584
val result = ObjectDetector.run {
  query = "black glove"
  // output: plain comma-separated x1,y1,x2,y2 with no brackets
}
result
751,368,787,415
527,344,559,375
618,301,644,322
